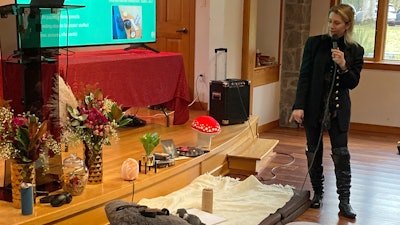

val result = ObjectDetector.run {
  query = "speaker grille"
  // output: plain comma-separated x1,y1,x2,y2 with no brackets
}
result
209,80,250,125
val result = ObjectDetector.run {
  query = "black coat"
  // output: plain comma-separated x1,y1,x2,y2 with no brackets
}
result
292,34,364,132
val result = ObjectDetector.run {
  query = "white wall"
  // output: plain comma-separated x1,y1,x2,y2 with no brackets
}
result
197,0,243,109
253,0,281,125
194,0,210,103
351,69,400,126
253,83,280,125
256,0,280,59
195,0,282,126
208,0,243,81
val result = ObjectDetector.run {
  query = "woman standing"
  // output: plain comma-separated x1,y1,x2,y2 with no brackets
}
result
289,4,364,219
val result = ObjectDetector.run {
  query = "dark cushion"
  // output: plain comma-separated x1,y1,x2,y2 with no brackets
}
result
277,189,310,218
105,200,191,225
258,189,310,225
281,200,311,224
258,212,282,225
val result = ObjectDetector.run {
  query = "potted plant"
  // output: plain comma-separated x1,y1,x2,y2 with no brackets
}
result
47,77,132,184
0,99,61,208
139,132,160,166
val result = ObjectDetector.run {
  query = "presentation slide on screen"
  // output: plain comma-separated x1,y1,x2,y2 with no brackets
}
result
16,0,156,48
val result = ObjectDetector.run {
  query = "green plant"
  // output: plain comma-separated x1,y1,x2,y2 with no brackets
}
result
139,132,160,156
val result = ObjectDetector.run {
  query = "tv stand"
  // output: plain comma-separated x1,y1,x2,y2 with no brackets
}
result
124,43,160,53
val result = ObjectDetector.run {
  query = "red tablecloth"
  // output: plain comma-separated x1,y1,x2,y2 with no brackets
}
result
3,49,191,125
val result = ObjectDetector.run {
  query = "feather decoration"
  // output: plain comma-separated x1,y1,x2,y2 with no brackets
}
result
46,74,78,128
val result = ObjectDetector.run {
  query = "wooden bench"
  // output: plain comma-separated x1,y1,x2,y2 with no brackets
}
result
227,138,278,175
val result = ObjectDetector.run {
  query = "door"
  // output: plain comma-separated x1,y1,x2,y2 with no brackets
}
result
149,0,195,99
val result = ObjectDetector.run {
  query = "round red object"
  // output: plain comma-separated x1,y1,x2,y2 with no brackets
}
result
191,116,221,134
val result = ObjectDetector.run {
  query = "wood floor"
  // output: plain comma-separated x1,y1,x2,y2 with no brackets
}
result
253,126,400,225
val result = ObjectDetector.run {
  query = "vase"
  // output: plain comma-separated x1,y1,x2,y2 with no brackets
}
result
84,143,103,184
61,153,88,195
10,161,36,209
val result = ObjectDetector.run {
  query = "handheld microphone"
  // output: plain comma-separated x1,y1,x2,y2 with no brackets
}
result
332,34,339,49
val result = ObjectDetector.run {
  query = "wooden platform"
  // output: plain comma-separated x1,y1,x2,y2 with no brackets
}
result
228,138,278,175
0,110,278,225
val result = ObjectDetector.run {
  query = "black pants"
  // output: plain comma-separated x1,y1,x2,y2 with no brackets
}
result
305,116,353,202
304,117,348,153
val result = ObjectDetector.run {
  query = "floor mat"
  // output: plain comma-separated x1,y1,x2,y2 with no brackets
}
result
138,173,294,225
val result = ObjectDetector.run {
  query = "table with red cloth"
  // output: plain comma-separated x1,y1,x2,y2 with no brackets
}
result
3,49,191,125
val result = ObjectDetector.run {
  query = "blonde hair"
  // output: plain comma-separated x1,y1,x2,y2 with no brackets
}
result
328,4,356,45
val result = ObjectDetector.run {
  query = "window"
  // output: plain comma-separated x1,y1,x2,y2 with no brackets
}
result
338,0,400,70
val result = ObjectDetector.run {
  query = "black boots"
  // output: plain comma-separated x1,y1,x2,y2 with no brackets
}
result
306,149,324,208
306,146,356,218
310,193,323,209
339,201,356,219
331,147,356,219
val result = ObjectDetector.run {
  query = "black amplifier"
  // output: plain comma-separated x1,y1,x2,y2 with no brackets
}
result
209,79,250,125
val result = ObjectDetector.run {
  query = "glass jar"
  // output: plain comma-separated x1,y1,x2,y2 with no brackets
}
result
61,153,88,196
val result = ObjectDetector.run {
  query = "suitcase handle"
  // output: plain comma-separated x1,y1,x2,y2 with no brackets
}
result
214,48,228,80
214,48,227,53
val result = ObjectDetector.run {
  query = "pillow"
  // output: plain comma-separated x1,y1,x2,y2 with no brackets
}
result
105,200,192,225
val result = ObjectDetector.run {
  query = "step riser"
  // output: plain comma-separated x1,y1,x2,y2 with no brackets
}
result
227,139,278,174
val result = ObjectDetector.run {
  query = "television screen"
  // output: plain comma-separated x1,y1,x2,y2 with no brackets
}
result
15,0,156,48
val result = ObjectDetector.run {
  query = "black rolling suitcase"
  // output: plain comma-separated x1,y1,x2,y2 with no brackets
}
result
209,48,250,125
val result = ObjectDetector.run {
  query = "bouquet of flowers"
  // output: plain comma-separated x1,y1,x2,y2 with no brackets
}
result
0,99,61,169
62,87,131,151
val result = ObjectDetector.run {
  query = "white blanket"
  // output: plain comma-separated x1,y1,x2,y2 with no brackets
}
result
138,174,294,225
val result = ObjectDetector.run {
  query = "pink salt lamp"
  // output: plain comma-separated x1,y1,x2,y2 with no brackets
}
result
121,158,139,181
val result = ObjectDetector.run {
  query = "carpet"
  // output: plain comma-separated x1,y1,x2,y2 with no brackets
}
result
138,173,294,225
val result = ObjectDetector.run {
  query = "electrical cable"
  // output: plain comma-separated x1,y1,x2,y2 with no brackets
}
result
257,152,296,182
188,75,201,107
187,96,198,107
300,58,338,191
197,75,207,110
59,48,75,56
131,180,135,203
234,82,255,138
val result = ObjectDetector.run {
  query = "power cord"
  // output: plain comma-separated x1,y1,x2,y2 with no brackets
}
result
300,62,338,191
188,74,206,110
233,82,255,138
131,180,135,203
257,152,296,182
187,74,200,107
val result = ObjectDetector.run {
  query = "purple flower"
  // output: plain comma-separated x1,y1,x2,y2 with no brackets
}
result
11,116,28,131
